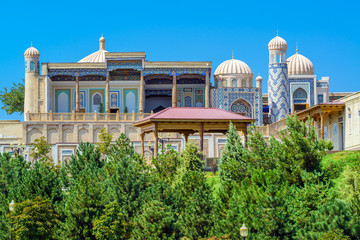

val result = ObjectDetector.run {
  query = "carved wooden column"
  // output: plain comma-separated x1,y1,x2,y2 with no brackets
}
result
184,132,190,143
105,71,110,113
75,72,79,112
139,71,145,113
172,71,177,107
153,123,159,157
320,113,325,140
200,123,204,152
205,69,210,108
140,132,145,156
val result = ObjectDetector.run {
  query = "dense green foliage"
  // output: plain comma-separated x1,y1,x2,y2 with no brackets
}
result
0,81,25,115
0,116,360,239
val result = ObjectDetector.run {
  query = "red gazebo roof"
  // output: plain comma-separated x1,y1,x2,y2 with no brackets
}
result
135,107,254,124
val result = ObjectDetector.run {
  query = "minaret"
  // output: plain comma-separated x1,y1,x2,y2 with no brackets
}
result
24,43,40,120
268,33,290,123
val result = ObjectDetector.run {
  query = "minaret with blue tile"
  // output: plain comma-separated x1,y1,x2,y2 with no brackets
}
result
268,34,290,123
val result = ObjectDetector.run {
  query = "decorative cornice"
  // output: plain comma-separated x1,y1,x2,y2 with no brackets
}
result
48,62,106,69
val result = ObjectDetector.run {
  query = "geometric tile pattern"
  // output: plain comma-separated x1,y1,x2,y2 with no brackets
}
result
289,78,315,107
210,87,263,126
268,63,290,123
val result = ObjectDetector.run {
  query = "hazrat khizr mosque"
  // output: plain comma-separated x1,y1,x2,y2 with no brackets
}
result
9,33,360,163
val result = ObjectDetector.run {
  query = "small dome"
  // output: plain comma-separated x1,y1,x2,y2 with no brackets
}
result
24,43,40,58
214,59,252,76
79,35,108,63
287,50,314,75
256,74,263,81
268,35,287,51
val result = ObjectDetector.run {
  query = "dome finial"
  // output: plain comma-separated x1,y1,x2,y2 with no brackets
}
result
232,50,234,59
99,35,105,51
277,30,279,36
31,41,33,47
296,42,299,53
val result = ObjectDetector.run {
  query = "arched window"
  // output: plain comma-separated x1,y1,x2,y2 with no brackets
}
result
30,61,35,71
92,93,102,112
58,92,69,113
232,79,237,87
230,98,252,118
293,88,307,103
125,91,136,113
241,79,246,88
184,96,192,107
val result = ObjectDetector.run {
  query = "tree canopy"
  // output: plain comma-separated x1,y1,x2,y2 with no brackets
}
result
0,116,359,239
0,82,24,115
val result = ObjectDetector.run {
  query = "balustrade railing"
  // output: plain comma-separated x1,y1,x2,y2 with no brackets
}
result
27,111,152,122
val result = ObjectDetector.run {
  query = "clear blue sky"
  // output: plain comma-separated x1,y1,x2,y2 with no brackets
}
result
1,0,359,120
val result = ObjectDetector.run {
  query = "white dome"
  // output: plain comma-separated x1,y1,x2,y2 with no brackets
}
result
24,45,40,58
79,36,108,63
256,74,263,81
214,59,252,76
287,50,314,75
268,36,287,51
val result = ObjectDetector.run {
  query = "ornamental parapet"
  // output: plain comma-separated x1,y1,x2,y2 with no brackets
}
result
26,111,152,122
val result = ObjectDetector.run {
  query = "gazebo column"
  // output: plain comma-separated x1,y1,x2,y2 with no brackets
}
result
243,127,248,148
172,71,177,107
200,123,204,152
139,71,145,113
320,113,325,139
140,133,145,156
105,72,110,113
153,123,159,157
184,132,190,143
205,69,210,108
75,72,79,112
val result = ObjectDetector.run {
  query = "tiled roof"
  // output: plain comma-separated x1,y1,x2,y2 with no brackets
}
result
136,107,254,124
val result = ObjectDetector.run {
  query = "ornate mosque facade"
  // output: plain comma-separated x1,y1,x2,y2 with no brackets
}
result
5,34,359,163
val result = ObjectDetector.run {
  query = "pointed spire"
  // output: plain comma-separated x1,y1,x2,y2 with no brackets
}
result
232,50,234,59
296,42,299,53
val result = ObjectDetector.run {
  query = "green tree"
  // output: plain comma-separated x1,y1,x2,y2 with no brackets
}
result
57,168,105,240
9,196,59,240
0,82,24,115
277,116,332,185
0,153,29,198
93,201,132,240
218,122,247,185
132,200,176,240
319,229,351,240
65,142,105,180
0,192,10,239
175,141,203,180
174,171,213,239
14,160,62,204
152,145,180,184
97,127,113,155
30,136,52,160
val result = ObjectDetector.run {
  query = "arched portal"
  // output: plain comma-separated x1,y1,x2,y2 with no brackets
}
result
230,98,252,118
293,88,308,112
293,88,307,103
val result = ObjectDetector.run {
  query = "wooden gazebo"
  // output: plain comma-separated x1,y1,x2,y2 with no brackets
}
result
133,107,255,157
